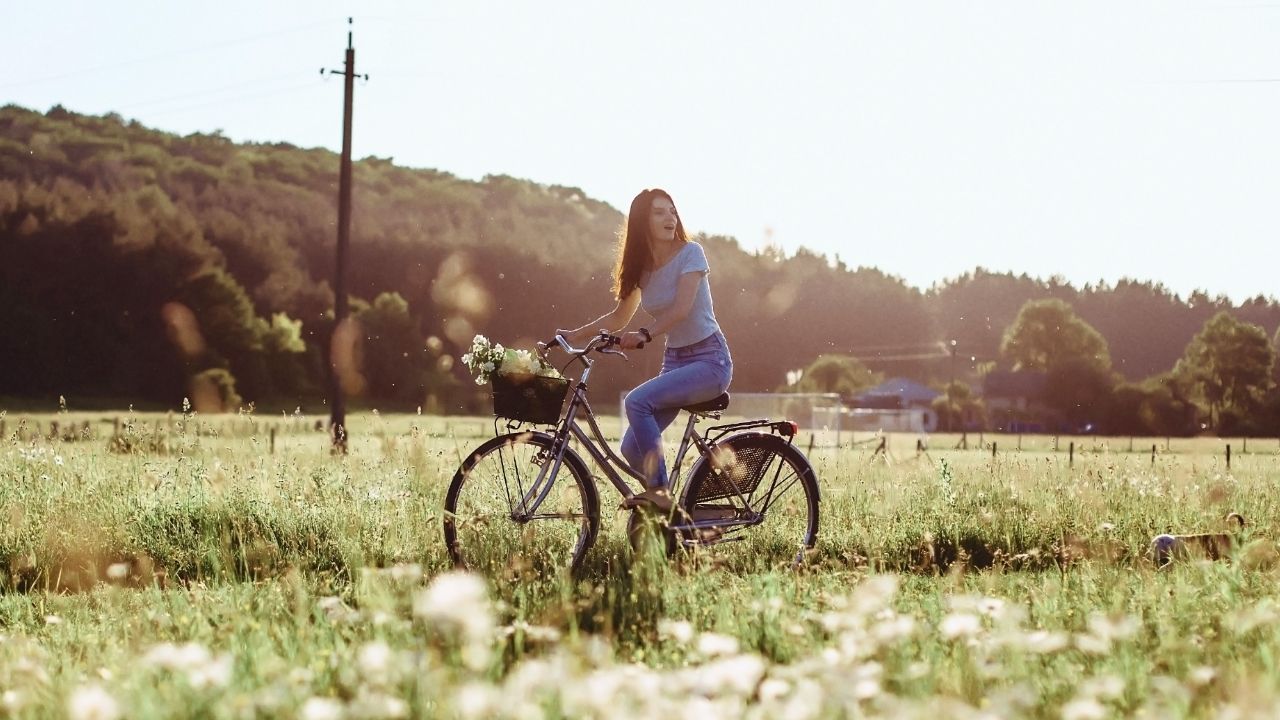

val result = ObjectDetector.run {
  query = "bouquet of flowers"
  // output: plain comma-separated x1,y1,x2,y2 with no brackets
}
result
460,335,563,385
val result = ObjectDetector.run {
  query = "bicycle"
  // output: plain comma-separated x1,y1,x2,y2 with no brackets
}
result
442,332,820,574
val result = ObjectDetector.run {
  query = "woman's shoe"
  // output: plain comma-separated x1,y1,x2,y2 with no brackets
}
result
620,487,674,513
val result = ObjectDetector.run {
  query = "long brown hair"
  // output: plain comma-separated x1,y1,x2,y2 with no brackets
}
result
612,188,688,299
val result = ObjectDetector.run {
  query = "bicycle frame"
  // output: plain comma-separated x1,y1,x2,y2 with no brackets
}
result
509,335,795,539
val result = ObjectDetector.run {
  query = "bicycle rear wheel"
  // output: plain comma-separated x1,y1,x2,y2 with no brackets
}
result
682,432,819,568
443,431,600,575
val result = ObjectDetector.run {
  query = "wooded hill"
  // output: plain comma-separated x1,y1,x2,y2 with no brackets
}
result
2,104,1278,422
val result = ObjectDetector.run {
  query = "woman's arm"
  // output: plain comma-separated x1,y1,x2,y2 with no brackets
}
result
618,272,700,350
556,289,641,345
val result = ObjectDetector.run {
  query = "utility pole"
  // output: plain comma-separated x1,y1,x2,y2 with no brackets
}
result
948,339,957,433
323,18,367,454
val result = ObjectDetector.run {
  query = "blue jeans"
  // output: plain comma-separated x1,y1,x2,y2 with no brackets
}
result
621,332,732,488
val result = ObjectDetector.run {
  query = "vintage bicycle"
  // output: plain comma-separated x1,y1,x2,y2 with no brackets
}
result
442,332,820,574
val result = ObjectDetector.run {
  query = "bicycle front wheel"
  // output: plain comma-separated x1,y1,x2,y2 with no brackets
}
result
683,432,819,569
443,431,600,576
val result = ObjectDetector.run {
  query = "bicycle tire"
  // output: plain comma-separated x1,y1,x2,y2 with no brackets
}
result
443,431,600,575
682,432,819,566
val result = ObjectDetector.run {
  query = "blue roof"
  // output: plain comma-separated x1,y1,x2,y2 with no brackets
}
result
854,377,941,406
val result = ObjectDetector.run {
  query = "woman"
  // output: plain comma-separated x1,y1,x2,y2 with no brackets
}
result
556,188,732,510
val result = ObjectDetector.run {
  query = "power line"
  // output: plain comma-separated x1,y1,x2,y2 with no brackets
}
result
115,71,316,112
1,18,342,90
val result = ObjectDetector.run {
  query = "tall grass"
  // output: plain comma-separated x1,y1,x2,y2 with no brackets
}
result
1,410,1278,718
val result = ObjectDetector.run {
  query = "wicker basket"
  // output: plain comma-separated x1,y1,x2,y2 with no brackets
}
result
491,373,569,425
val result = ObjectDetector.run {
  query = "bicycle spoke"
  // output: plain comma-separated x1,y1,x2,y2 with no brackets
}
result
445,433,597,575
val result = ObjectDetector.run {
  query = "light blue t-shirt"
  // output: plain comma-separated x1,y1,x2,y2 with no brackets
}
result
639,241,722,348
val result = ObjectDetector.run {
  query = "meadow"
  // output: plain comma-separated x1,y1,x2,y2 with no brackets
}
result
2,408,1280,719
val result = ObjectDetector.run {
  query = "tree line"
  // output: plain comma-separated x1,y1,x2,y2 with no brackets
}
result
1,104,1277,435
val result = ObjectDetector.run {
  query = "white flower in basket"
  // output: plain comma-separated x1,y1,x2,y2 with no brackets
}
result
460,335,568,424
459,335,563,385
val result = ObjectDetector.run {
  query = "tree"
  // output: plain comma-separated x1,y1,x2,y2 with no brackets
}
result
931,381,985,431
357,292,426,404
1001,299,1110,373
1001,299,1116,428
786,355,882,398
1174,311,1275,429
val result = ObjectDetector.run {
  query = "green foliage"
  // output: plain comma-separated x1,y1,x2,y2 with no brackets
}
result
190,367,242,413
1001,298,1111,373
355,292,426,403
1103,376,1196,436
5,103,1280,428
1174,311,1275,428
931,381,985,431
787,354,882,397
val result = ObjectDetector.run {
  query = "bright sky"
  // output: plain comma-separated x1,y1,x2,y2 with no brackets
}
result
7,1,1280,303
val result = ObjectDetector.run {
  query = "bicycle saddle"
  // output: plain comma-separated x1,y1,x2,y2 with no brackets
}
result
683,392,730,414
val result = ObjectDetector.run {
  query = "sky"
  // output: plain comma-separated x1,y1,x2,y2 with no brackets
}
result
7,1,1280,303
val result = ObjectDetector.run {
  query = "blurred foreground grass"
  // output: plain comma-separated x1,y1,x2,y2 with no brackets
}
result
2,409,1279,718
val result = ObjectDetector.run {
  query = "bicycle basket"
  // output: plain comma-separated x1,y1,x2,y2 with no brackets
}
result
693,441,778,503
491,373,569,425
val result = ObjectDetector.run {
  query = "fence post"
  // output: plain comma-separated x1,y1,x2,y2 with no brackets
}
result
1129,436,1133,452
1069,441,1074,468
1242,437,1247,454
271,427,277,455
992,441,997,460
0,420,5,440
1226,444,1231,470
1152,444,1157,464
1054,436,1059,452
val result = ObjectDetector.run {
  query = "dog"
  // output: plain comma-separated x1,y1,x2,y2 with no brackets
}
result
1151,512,1245,567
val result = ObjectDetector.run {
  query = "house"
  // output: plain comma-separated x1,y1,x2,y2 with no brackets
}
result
982,370,1049,432
846,377,941,433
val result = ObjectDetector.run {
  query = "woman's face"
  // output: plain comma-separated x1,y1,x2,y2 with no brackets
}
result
649,196,678,244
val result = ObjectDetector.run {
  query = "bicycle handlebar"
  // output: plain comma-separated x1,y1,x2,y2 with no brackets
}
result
538,331,640,361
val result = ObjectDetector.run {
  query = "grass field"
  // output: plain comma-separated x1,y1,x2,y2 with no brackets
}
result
2,408,1279,718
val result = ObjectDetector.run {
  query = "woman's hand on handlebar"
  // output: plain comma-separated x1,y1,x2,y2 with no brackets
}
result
618,331,647,350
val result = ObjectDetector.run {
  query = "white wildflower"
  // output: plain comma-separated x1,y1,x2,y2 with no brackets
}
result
67,685,119,720
143,642,210,670
659,619,695,644
1188,665,1217,687
317,596,361,625
759,678,791,702
695,632,740,658
357,641,395,683
1022,630,1070,654
44,615,62,625
871,613,917,644
852,661,883,699
688,654,765,697
1081,674,1125,700
414,572,495,671
1061,696,1107,720
940,612,982,639
2,690,24,713
347,691,407,719
187,654,233,690
300,697,345,720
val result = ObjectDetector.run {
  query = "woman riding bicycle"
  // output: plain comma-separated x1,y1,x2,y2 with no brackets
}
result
556,188,732,510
